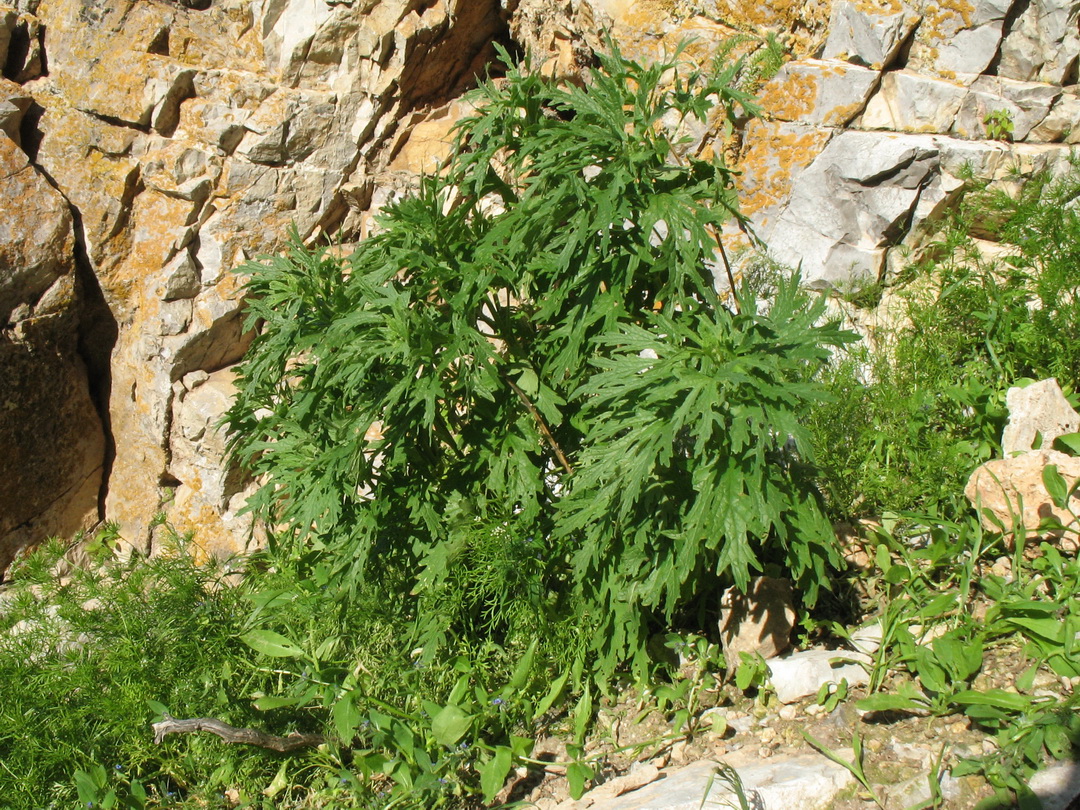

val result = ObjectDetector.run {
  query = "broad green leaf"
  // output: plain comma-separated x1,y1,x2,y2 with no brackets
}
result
533,670,570,720
1042,464,1069,508
856,692,927,713
950,689,1032,712
479,746,513,803
241,629,305,658
333,692,362,742
264,762,289,798
431,704,473,747
508,640,538,691
566,761,593,800
1052,432,1080,456
254,693,315,711
573,687,592,745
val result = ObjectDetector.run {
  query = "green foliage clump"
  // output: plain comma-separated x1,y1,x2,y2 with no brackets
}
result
809,165,1080,519
226,41,851,681
0,534,283,808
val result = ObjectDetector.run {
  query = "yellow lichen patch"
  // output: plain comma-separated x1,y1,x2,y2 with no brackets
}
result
710,0,832,57
735,120,832,219
922,0,975,37
853,0,904,14
759,69,820,122
823,102,866,126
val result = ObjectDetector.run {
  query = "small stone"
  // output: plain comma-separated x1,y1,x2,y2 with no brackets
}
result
778,704,798,721
719,576,797,669
1029,761,1080,810
767,648,871,704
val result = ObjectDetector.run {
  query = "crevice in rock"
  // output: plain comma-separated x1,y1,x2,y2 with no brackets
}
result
147,25,170,56
885,17,919,72
85,109,152,135
986,0,1032,76
16,98,45,162
396,0,515,114
23,149,121,524
70,208,119,523
1061,56,1079,87
153,69,196,137
2,15,46,82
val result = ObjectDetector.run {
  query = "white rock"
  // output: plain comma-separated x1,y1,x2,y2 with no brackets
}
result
997,0,1080,83
1029,94,1080,143
823,0,918,69
1001,379,1080,455
572,753,854,810
909,0,1014,77
766,648,871,704
952,76,1060,141
765,131,939,287
1029,760,1080,810
861,70,969,133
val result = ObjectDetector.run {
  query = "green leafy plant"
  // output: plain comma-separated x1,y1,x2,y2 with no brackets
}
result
983,108,1015,141
0,532,286,807
810,165,1080,519
226,39,851,688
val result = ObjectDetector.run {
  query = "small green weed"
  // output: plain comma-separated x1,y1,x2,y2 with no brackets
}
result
983,109,1015,141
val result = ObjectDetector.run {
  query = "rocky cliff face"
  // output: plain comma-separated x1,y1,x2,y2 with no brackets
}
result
2,0,1079,573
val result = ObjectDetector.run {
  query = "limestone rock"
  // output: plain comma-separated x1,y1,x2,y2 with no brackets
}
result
8,0,521,556
165,367,258,562
757,59,880,127
1028,93,1080,143
823,0,919,69
0,8,13,67
764,131,939,288
996,0,1080,84
766,648,872,704
718,577,796,670
951,75,1060,141
861,70,969,133
564,753,854,810
965,449,1080,539
732,119,834,233
908,0,1016,78
1029,760,1080,810
1001,378,1080,455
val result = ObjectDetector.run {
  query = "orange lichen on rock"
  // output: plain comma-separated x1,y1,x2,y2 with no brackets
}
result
735,119,832,222
759,69,819,122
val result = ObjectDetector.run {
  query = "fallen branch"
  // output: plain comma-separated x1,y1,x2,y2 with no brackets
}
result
152,714,324,753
